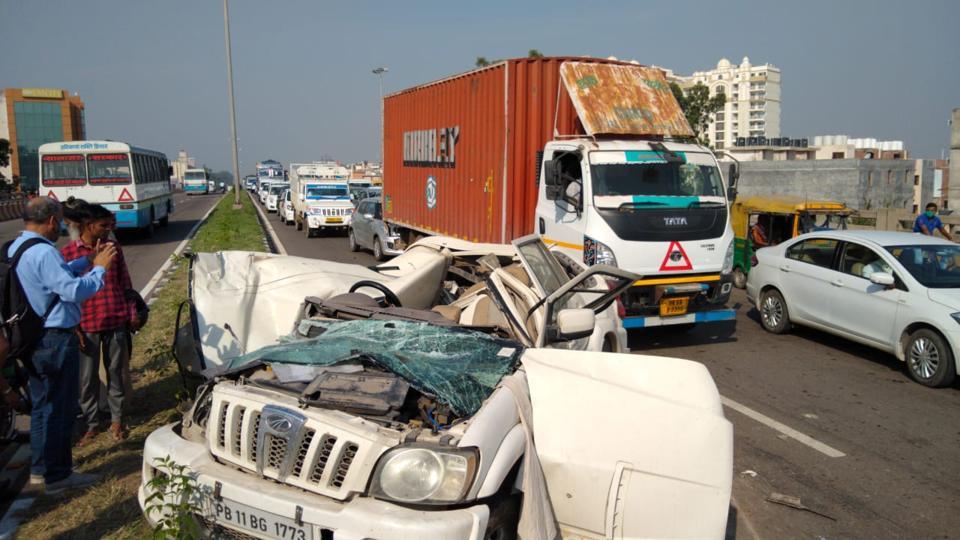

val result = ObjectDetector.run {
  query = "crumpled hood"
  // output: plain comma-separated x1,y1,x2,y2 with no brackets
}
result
927,288,960,310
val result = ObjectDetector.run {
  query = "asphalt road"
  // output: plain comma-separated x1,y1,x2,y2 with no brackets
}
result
254,194,960,539
0,191,222,291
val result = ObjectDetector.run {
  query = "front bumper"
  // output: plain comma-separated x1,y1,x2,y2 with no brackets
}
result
139,424,490,540
306,214,351,229
622,273,735,329
380,235,404,257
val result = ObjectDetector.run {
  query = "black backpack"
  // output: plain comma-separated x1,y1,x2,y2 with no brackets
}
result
0,238,60,363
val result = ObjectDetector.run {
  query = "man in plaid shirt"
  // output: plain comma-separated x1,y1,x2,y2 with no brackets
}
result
61,204,139,444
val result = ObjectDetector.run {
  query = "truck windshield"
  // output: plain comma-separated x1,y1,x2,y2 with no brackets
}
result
591,161,725,208
307,185,348,198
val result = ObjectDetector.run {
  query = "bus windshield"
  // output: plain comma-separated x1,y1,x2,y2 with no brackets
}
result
42,154,86,186
184,171,207,181
306,184,348,198
87,154,132,185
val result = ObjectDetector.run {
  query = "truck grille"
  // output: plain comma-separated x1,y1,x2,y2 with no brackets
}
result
311,207,351,216
208,391,385,501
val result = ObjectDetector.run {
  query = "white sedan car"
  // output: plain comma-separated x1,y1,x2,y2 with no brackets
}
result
747,230,960,387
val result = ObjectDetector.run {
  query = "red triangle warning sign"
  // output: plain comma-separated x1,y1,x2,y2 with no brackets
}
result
659,240,693,271
46,190,59,201
118,188,134,202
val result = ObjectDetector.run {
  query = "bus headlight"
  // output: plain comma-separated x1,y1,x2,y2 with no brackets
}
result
584,237,618,267
370,445,478,504
722,241,734,274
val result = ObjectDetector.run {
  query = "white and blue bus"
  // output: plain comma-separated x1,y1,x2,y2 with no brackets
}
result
39,140,173,233
183,168,211,195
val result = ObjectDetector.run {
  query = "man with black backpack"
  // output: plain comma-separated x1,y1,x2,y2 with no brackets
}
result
1,197,115,494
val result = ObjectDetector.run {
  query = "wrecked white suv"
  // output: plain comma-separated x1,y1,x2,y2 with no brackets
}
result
138,236,733,539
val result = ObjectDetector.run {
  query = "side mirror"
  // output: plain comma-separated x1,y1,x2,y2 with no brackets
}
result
869,272,895,287
543,160,561,200
554,308,596,341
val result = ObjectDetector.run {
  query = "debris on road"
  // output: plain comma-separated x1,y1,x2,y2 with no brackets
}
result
741,470,758,477
766,492,837,521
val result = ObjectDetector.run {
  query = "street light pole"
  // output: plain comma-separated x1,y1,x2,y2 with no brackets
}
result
372,67,388,165
223,0,242,206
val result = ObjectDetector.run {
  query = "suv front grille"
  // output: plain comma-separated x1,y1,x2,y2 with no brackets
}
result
207,392,383,501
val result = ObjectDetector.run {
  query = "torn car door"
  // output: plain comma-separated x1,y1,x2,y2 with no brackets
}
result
521,347,733,539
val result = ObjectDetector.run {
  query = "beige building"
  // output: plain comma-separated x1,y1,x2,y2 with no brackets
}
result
171,149,196,189
812,135,907,160
665,57,781,150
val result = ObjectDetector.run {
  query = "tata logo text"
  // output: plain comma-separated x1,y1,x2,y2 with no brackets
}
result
403,126,459,168
663,216,688,226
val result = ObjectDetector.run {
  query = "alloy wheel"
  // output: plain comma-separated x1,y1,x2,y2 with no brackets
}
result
909,337,940,379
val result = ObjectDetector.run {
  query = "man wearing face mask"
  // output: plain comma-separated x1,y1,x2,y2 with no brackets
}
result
914,202,953,241
5,197,116,494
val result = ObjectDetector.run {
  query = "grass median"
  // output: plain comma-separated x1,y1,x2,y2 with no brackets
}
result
14,192,266,539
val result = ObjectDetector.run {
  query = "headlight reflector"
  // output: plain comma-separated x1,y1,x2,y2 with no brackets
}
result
722,240,734,274
370,445,478,504
584,237,618,267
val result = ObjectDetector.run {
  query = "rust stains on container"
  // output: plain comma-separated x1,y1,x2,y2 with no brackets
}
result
560,62,694,138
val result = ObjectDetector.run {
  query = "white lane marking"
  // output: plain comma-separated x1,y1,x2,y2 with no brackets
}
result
139,195,222,299
721,396,847,458
249,192,287,255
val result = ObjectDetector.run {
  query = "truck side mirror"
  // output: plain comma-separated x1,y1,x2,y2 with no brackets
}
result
726,162,739,202
543,160,561,200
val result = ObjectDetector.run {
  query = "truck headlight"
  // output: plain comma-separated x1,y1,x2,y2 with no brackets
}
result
584,237,617,267
722,240,734,274
370,445,478,504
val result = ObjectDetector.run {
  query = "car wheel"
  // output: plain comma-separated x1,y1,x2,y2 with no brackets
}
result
373,236,385,261
759,288,791,334
733,267,747,289
348,229,360,252
905,329,956,387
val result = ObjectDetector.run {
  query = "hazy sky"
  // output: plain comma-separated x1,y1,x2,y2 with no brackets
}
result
1,0,957,171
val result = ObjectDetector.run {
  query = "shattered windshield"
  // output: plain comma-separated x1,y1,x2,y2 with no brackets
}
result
224,320,523,416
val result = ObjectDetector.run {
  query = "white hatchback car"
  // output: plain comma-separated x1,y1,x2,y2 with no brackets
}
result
747,230,960,387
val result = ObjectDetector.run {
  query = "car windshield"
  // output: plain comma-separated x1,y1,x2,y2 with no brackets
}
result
591,160,725,208
886,244,960,289
224,320,523,416
269,185,286,195
307,184,348,198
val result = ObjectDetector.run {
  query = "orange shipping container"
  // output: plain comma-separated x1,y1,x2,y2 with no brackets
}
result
383,57,642,244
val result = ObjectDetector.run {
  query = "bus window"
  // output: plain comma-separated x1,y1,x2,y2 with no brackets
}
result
134,154,146,184
42,154,86,186
88,154,132,185
146,155,157,183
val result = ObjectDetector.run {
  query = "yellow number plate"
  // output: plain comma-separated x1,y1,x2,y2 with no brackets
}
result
659,297,689,317
326,217,343,224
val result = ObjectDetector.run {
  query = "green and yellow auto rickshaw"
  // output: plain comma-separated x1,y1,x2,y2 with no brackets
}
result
731,195,854,288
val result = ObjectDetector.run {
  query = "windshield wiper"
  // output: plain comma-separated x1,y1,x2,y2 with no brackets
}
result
688,200,725,208
619,201,667,210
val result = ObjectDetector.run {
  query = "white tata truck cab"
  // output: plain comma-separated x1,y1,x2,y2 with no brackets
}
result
289,163,354,237
381,58,739,331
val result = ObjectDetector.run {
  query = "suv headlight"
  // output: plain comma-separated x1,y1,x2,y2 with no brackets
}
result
370,445,478,504
722,240,734,274
584,237,617,267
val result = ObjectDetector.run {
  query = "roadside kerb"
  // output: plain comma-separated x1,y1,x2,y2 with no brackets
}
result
249,191,287,255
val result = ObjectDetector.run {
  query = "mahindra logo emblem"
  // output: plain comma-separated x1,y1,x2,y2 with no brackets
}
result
265,415,293,433
663,216,687,226
670,251,683,262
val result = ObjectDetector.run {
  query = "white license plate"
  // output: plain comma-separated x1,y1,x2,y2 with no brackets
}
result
205,497,314,540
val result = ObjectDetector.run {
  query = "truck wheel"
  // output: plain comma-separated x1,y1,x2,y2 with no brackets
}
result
733,267,747,289
373,236,385,261
759,288,791,334
905,328,956,387
348,229,360,252
484,492,520,540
